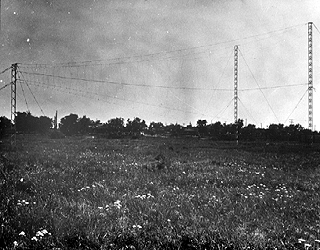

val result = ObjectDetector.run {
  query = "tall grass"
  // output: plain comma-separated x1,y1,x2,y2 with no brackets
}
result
1,135,320,249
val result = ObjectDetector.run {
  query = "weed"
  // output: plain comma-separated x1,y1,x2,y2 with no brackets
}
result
1,136,320,249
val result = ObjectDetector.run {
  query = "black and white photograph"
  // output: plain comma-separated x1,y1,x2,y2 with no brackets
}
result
0,0,320,249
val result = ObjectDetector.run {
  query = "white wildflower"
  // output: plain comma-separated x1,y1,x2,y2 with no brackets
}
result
41,229,48,235
132,224,142,229
36,231,44,237
305,243,312,249
114,200,122,209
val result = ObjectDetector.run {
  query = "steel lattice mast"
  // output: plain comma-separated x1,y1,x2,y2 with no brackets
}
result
10,63,17,148
234,45,239,123
308,22,313,131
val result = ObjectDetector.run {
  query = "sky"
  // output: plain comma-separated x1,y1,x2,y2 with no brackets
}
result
0,0,320,128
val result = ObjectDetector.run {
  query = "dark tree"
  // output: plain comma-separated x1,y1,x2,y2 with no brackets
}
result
126,117,147,136
149,122,164,135
241,124,256,141
166,123,183,137
0,116,11,138
207,121,223,140
106,117,125,138
267,124,285,141
16,112,37,133
78,115,94,135
38,116,53,133
197,119,208,137
283,124,303,141
15,112,52,134
16,112,29,133
59,113,79,136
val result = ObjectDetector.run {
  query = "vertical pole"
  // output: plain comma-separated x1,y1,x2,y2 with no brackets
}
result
234,45,239,144
11,63,17,149
0,0,2,33
308,22,313,131
54,110,58,129
234,45,239,123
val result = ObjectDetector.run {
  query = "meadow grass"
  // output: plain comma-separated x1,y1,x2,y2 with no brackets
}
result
1,135,320,249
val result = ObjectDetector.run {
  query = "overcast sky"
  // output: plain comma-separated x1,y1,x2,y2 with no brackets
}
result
0,0,320,128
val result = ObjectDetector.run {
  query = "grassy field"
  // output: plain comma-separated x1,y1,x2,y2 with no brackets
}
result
1,135,320,249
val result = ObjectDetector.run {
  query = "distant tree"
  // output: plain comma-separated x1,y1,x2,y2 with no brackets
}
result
126,117,147,137
207,121,223,140
106,117,125,138
241,124,256,141
16,112,37,133
93,120,101,126
16,112,29,133
283,124,303,141
197,119,208,137
59,113,79,135
236,119,244,129
15,112,52,134
78,115,94,135
166,123,183,137
149,122,164,135
267,124,285,141
219,119,244,140
38,116,52,133
0,116,11,138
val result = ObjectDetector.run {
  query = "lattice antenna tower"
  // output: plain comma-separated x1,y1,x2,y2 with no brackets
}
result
234,45,239,123
10,63,18,148
308,22,313,131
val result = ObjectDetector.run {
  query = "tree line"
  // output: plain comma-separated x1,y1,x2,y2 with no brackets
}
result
0,112,318,142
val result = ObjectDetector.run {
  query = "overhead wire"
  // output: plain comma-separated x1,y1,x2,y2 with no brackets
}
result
0,66,13,91
18,70,45,116
239,49,280,123
18,79,126,110
18,70,234,91
313,23,320,35
211,98,234,122
4,22,310,125
19,78,208,116
17,23,305,68
167,88,206,116
284,89,308,124
0,66,12,75
18,45,233,70
0,82,11,91
203,49,234,116
239,83,306,91
17,73,30,112
238,98,258,125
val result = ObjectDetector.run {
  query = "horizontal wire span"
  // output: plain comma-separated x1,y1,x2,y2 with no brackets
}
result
18,71,233,91
17,23,305,68
18,79,208,116
18,47,232,69
18,70,306,92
